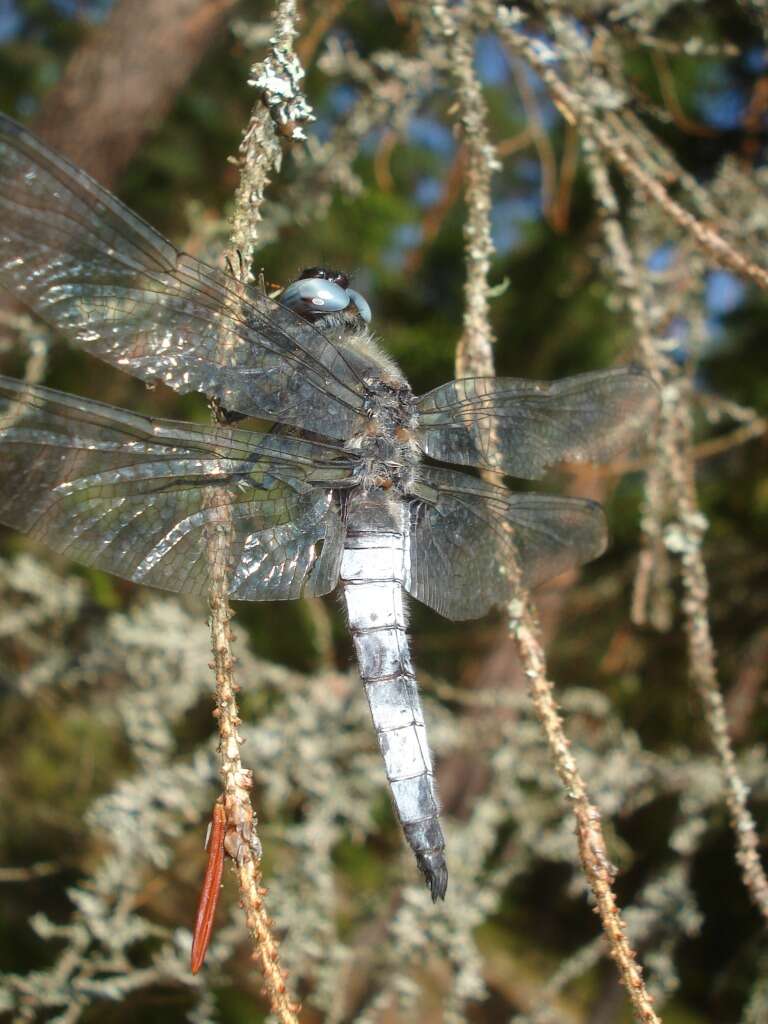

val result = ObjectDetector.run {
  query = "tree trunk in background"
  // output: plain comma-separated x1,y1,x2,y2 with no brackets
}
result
34,0,237,187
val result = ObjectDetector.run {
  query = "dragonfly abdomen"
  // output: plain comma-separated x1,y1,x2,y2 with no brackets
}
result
340,502,447,900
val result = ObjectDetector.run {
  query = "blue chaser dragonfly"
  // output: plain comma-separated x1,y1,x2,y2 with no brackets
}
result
0,114,657,899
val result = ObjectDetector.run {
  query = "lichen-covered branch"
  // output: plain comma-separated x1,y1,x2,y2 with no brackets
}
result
495,8,768,293
434,5,660,1021
579,142,660,377
203,1,313,1017
228,0,315,280
205,504,300,1021
573,46,768,924
433,1,498,378
510,605,661,1024
665,390,768,920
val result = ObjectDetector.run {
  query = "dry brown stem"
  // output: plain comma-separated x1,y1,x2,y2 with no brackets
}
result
201,1,312,1017
509,54,558,227
576,84,768,920
511,605,661,1024
665,395,768,920
296,0,349,64
549,122,580,233
205,515,299,1022
586,415,768,480
495,12,768,293
437,4,660,1019
404,145,467,275
650,50,717,138
435,1,498,378
727,629,768,742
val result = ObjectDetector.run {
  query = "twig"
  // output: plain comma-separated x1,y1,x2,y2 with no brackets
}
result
495,10,768,293
509,53,559,228
434,1,498,378
579,140,660,375
577,97,768,920
0,325,50,434
439,4,660,1020
650,50,717,138
202,1,314,1016
229,0,315,279
578,109,675,636
627,33,741,58
0,862,60,882
740,74,768,164
587,415,768,479
665,391,768,920
295,0,348,65
727,628,768,742
373,128,397,192
205,495,301,1017
549,122,579,233
404,144,467,275
511,606,661,1024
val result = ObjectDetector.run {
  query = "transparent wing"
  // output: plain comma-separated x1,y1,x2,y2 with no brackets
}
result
406,466,607,620
415,367,659,478
0,113,370,441
0,376,352,600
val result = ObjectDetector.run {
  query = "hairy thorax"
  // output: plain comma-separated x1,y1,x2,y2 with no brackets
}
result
323,321,421,498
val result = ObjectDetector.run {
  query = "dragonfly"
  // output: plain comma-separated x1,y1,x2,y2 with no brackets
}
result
0,113,658,900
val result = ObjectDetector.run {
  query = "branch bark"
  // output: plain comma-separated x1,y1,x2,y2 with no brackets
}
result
495,9,768,293
438,4,661,1020
34,0,236,186
202,1,314,1017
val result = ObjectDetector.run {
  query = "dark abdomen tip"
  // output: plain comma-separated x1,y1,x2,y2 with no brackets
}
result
418,851,448,901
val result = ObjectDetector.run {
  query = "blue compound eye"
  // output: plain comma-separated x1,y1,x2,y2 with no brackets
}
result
346,287,372,323
280,277,350,318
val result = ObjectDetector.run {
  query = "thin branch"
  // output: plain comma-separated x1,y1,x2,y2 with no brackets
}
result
435,1,498,378
509,55,559,228
588,415,768,479
295,0,349,64
627,33,741,58
373,128,397,192
0,862,60,882
229,0,315,279
650,50,717,138
437,4,660,1020
203,1,314,1017
549,121,579,233
511,606,661,1024
665,390,768,920
495,10,768,293
727,628,768,742
405,144,467,275
579,106,768,922
579,140,660,375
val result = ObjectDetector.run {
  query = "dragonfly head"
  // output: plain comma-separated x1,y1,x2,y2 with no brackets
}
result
280,267,372,325
298,266,349,289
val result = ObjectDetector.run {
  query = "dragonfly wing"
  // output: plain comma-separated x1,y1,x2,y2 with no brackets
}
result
405,466,607,620
0,376,351,599
0,113,368,441
415,367,659,477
